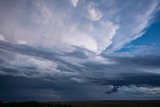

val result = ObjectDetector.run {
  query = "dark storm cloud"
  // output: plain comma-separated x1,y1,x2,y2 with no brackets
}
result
82,55,160,79
80,53,160,94
105,86,119,95
111,56,160,68
88,72,160,86
0,75,108,101
98,72,160,95
1,41,160,86
1,41,160,100
0,75,62,101
0,0,160,101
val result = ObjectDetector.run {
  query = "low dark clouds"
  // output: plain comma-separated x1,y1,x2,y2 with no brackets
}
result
0,75,109,101
111,56,160,68
88,73,160,86
0,41,160,101
105,86,119,95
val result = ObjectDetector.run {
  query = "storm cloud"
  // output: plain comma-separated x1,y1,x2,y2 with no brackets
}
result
0,0,160,101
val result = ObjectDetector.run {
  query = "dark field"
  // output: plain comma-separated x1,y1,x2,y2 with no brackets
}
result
1,101,160,107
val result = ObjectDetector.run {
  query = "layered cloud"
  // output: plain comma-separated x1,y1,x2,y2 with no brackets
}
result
0,41,160,100
0,41,160,85
0,0,160,101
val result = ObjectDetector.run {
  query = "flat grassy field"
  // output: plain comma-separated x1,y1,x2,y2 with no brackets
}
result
1,101,160,107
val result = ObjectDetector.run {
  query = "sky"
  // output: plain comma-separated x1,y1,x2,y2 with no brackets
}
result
0,0,160,102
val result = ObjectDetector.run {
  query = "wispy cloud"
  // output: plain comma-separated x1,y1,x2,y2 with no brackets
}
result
86,3,102,21
0,34,7,42
0,41,160,86
70,0,79,7
0,0,158,53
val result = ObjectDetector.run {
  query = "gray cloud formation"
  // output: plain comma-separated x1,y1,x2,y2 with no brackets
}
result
105,86,119,95
0,41,160,87
0,0,160,101
0,39,160,101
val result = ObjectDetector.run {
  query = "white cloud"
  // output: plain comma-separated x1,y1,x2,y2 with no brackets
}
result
141,68,160,75
91,55,115,65
0,34,7,42
97,21,119,52
121,85,160,95
87,3,102,21
0,0,159,54
70,77,83,83
108,0,159,52
31,0,53,25
9,54,58,71
0,0,98,53
16,40,27,45
64,30,98,53
70,0,79,7
27,1,99,53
